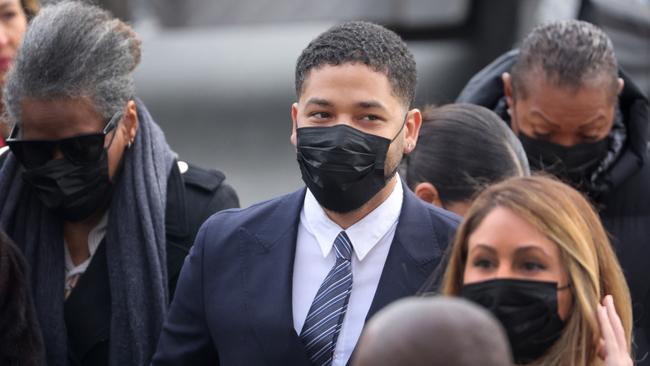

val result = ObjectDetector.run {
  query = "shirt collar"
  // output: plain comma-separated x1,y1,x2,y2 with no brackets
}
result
64,211,109,275
301,175,403,262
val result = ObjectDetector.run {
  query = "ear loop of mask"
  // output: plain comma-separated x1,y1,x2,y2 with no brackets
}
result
390,112,409,142
385,113,410,179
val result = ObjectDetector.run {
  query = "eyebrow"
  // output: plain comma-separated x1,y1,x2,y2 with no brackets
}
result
357,100,389,112
305,98,333,107
531,110,606,129
304,98,389,112
469,244,497,255
469,244,551,258
0,1,15,9
513,245,552,259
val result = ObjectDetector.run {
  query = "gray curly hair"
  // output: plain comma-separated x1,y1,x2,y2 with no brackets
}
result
3,0,141,124
511,20,618,100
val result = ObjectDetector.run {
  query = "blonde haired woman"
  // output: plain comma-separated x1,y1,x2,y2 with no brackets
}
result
440,176,633,365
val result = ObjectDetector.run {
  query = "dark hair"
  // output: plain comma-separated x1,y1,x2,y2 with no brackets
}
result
511,20,618,100
0,230,44,366
405,103,529,205
295,21,417,107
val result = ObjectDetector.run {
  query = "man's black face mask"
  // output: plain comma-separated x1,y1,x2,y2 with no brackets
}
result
296,120,405,213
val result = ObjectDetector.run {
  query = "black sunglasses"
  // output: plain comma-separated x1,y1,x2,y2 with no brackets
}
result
7,110,124,169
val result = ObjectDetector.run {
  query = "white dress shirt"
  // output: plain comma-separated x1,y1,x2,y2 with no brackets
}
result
64,212,108,295
292,177,403,366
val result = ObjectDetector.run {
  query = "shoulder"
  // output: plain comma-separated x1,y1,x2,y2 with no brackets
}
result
177,161,240,211
199,189,304,236
456,49,518,107
401,187,460,246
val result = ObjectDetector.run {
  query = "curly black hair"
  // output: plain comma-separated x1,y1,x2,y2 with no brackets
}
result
295,21,417,108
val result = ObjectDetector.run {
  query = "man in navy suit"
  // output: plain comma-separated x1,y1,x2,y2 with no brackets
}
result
152,21,459,366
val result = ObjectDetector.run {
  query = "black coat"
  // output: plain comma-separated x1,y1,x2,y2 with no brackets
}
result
63,160,239,366
457,50,650,364
0,147,239,366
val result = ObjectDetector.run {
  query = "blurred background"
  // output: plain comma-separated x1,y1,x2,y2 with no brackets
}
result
49,0,650,206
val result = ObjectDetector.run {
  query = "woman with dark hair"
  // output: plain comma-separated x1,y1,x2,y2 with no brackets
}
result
0,229,44,366
405,103,529,216
0,0,39,146
0,1,239,365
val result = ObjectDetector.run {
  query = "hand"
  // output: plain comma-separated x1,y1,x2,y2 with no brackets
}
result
597,295,632,366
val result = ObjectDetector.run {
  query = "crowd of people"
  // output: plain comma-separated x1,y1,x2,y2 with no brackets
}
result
0,1,648,366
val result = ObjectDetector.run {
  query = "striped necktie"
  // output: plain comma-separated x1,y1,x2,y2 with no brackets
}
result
300,231,354,366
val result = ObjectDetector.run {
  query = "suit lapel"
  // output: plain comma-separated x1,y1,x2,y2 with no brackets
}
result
365,187,445,321
238,189,312,366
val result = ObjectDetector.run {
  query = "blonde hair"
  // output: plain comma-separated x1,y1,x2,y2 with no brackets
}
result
441,175,632,366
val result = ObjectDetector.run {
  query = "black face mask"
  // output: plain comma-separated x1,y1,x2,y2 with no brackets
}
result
461,278,568,364
518,133,610,189
22,150,113,222
296,123,403,213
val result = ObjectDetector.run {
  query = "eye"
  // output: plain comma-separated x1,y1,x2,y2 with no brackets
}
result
1,11,17,20
472,258,496,269
580,134,600,143
360,114,382,122
520,261,546,272
533,131,553,140
309,112,331,120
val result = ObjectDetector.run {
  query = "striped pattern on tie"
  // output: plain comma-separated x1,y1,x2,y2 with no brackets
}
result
300,231,354,366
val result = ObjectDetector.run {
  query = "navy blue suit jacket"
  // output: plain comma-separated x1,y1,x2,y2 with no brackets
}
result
152,187,459,365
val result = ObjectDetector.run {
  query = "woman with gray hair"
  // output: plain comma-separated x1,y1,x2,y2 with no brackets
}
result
0,1,239,365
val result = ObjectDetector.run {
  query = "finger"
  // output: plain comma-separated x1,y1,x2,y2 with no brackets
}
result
605,295,628,352
598,303,618,354
597,338,607,360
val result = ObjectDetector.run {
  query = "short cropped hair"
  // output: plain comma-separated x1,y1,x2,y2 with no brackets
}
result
295,21,417,107
511,20,618,99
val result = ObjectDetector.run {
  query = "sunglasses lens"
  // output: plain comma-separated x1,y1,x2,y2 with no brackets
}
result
60,134,105,164
8,141,56,169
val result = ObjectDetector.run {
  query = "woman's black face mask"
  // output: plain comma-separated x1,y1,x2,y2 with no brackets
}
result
296,120,405,213
22,151,114,221
461,278,569,364
15,111,123,222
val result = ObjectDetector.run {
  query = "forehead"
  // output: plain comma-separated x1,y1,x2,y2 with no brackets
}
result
0,0,21,6
468,206,560,257
516,73,616,121
299,63,403,109
19,97,105,140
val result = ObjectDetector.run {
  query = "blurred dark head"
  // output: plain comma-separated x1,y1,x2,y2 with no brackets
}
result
406,103,529,216
294,20,417,109
352,296,512,366
503,20,623,148
0,229,44,365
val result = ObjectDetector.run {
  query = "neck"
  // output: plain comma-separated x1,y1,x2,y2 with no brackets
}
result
324,175,398,229
63,209,105,266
